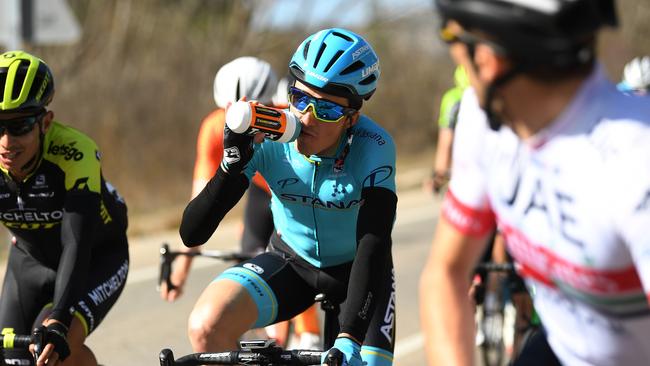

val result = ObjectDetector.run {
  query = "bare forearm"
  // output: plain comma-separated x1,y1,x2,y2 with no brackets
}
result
433,129,454,174
420,264,475,366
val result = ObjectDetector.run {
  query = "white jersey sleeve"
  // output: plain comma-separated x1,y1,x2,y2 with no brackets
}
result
441,88,495,237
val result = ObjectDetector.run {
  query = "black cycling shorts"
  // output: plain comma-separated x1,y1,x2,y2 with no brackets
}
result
216,233,396,354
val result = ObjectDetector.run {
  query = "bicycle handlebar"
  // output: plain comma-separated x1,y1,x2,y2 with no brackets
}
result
0,334,32,349
158,243,254,292
476,262,515,273
159,348,328,366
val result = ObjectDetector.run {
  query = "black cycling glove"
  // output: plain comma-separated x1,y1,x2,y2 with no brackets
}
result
220,125,254,174
33,323,71,361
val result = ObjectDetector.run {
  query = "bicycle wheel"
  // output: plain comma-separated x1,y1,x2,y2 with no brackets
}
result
480,302,505,366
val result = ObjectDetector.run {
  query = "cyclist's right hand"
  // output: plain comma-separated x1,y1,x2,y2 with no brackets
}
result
160,255,192,302
432,170,450,193
220,124,255,174
321,337,364,366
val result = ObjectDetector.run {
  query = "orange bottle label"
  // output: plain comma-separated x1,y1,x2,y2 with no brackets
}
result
251,105,287,138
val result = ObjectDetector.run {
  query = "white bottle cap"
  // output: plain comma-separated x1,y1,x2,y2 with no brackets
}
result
225,101,252,134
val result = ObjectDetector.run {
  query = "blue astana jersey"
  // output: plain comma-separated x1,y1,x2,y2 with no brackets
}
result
244,115,396,268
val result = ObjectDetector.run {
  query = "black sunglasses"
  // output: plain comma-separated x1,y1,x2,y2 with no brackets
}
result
0,112,44,137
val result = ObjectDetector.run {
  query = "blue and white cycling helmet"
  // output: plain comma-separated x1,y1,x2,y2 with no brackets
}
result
289,28,379,108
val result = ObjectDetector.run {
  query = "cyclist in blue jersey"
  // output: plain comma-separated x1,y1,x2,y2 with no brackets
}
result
180,28,397,366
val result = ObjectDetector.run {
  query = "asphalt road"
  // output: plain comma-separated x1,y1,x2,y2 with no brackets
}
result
84,185,440,365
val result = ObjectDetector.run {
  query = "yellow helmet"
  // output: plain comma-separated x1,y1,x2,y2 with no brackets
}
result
0,51,54,112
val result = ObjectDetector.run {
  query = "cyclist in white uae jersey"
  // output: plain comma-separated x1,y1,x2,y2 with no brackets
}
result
419,1,650,366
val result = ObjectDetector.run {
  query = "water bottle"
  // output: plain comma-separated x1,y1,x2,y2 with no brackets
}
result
226,101,301,143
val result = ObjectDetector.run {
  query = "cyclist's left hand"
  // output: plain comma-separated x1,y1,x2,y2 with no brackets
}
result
321,337,365,366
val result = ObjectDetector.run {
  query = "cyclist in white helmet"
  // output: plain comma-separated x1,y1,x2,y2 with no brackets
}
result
420,1,650,365
617,56,650,96
160,56,278,302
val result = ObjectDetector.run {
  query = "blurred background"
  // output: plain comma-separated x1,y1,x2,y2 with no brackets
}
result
2,0,649,237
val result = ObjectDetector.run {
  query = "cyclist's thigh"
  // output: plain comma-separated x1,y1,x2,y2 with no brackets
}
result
356,254,396,366
241,183,274,254
0,245,55,364
216,251,317,329
70,241,129,336
511,327,561,366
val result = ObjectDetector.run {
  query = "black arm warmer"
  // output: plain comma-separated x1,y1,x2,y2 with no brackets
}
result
179,168,249,246
339,187,397,341
51,193,99,326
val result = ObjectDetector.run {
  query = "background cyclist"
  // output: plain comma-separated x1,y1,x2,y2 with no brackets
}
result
617,56,650,96
423,65,469,194
179,28,397,366
159,56,320,348
159,56,278,302
420,1,650,365
0,51,129,366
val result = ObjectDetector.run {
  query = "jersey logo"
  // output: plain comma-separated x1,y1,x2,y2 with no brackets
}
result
71,177,90,191
47,141,84,161
380,269,396,343
34,174,47,188
224,147,241,164
277,178,299,188
362,166,393,188
243,263,264,274
356,128,386,145
279,193,362,210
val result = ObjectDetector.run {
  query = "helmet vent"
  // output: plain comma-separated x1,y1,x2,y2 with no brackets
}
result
324,50,344,73
314,42,327,69
235,78,241,101
332,31,353,42
339,61,364,76
0,72,6,103
303,40,311,60
359,74,376,85
11,67,28,101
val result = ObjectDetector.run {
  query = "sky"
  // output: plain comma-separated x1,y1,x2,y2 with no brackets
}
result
255,0,434,30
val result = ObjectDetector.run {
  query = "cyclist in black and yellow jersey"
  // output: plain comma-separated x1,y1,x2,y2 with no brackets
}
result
0,51,129,366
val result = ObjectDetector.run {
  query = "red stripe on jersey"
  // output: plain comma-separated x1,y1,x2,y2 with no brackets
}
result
501,221,643,295
442,190,495,237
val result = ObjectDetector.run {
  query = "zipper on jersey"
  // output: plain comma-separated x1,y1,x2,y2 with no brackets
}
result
311,161,321,260
3,175,24,210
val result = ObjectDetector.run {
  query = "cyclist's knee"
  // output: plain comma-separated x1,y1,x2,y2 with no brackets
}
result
188,279,258,351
